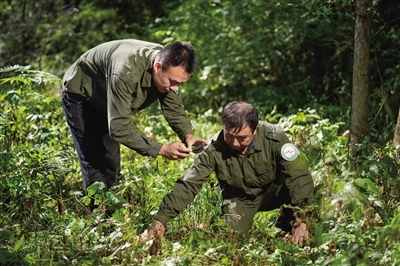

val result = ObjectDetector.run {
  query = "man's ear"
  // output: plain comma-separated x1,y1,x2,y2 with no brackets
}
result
154,62,162,73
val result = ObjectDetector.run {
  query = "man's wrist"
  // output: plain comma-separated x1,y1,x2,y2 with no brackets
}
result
154,213,170,227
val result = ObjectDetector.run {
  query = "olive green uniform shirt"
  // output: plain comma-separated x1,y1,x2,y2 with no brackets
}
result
155,121,314,225
62,39,194,157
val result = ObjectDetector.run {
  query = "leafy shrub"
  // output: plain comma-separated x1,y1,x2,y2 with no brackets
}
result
0,67,399,265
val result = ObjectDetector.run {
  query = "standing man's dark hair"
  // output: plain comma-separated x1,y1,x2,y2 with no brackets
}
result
61,39,207,212
157,41,198,74
222,101,259,133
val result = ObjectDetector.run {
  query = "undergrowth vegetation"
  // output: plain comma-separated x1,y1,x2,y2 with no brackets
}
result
0,67,399,265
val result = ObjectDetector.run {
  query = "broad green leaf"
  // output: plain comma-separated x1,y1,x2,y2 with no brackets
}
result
354,178,380,194
106,191,127,208
86,181,106,197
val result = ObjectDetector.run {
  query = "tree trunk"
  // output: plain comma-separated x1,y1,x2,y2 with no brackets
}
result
349,0,372,160
394,108,400,162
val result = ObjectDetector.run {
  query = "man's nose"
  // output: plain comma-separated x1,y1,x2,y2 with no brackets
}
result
229,137,239,146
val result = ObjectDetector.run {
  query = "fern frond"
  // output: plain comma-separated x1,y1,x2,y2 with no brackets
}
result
0,65,31,73
0,65,61,86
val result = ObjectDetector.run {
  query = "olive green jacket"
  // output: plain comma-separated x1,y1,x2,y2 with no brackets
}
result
155,121,314,225
62,39,194,157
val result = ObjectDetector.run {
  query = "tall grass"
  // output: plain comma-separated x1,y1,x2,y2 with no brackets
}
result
0,67,399,265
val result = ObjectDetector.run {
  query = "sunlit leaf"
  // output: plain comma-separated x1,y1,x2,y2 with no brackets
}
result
13,235,24,252
106,191,127,208
354,178,380,194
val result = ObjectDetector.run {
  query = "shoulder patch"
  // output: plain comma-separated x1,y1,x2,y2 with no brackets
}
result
281,143,299,161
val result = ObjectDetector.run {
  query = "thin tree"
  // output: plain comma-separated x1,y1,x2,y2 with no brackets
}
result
394,108,400,161
349,0,372,161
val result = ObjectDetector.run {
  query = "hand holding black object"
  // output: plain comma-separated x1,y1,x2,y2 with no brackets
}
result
191,143,207,152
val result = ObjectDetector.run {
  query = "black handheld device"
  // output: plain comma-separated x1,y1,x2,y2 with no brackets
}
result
191,144,207,152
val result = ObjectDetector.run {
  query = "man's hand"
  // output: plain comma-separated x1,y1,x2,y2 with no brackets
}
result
140,220,165,243
158,142,191,159
290,208,309,246
278,205,310,247
290,222,309,246
185,134,208,154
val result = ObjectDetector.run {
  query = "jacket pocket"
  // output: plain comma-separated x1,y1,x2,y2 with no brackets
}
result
253,162,275,187
217,163,243,189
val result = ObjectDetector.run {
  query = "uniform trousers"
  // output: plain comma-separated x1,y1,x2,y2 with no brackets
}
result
221,184,292,234
61,90,120,191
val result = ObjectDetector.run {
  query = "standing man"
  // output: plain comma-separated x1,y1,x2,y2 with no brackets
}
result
142,101,313,245
61,39,207,203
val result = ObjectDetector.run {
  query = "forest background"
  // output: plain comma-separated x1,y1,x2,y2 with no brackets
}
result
0,0,399,265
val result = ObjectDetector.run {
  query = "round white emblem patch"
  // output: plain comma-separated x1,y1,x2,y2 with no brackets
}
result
281,143,299,161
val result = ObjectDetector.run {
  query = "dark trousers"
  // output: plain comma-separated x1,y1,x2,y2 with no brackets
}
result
61,91,120,191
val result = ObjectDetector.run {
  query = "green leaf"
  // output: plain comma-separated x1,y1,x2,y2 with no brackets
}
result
13,235,24,252
354,178,380,194
334,181,345,192
86,182,106,197
106,191,127,208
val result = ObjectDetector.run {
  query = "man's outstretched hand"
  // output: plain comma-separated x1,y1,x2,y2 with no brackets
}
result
185,134,208,154
140,220,165,243
140,220,166,255
278,205,310,247
158,134,208,159
159,142,192,160
290,222,309,246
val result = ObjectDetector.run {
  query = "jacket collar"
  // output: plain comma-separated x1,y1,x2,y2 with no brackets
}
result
142,51,159,88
